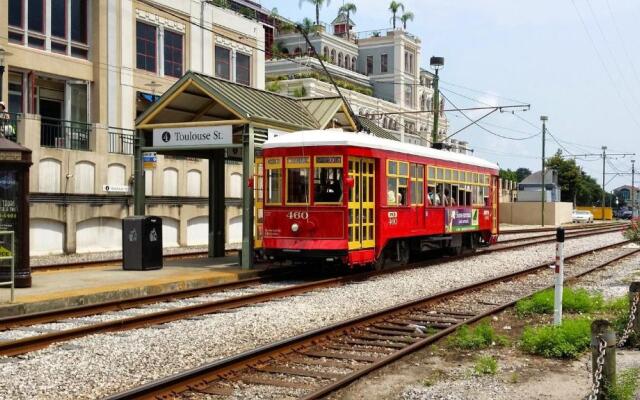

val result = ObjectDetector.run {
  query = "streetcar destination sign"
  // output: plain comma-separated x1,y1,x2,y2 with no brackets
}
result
152,125,232,147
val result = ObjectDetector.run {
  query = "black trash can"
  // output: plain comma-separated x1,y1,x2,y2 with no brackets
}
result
122,216,163,270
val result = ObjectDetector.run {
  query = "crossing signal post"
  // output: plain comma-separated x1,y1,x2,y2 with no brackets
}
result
540,116,548,226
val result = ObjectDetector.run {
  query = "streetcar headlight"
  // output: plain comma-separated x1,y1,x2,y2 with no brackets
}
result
291,223,300,233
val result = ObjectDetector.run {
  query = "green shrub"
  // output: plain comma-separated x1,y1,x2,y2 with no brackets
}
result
520,318,591,358
515,288,604,316
473,355,498,375
608,368,640,400
266,81,283,93
448,321,508,350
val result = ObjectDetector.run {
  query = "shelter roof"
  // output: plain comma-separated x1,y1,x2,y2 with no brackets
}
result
136,71,319,131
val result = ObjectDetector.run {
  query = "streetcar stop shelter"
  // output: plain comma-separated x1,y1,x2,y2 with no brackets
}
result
134,71,396,269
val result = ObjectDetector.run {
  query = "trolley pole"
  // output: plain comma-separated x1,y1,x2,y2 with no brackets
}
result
540,116,548,227
553,227,565,326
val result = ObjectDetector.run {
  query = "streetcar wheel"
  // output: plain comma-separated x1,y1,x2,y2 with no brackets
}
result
374,254,386,271
398,240,410,266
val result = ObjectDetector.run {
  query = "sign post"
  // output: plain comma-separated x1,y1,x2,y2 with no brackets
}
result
554,227,565,326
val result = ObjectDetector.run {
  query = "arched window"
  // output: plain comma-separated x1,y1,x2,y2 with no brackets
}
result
229,172,242,198
107,163,126,187
330,49,336,64
293,47,302,57
352,57,357,71
38,158,61,193
323,46,329,59
74,161,95,194
186,170,202,197
281,47,289,55
163,168,179,196
344,55,350,70
338,52,343,67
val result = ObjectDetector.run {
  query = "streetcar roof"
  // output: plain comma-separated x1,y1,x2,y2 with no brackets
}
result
263,130,499,171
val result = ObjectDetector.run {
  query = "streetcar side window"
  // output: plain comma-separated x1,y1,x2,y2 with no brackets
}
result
266,157,282,205
387,160,408,206
314,156,343,204
286,156,310,205
410,163,424,205
427,184,436,206
436,183,444,206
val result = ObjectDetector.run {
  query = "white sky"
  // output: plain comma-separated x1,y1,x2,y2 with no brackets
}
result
263,0,640,190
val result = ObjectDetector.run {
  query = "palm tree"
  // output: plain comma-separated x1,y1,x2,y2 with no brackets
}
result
389,1,404,29
400,11,414,30
338,3,357,40
299,17,316,34
299,0,330,26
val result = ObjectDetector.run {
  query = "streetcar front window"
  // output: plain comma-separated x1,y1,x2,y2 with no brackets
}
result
314,156,343,204
266,157,282,205
267,169,282,204
286,156,310,204
314,167,343,203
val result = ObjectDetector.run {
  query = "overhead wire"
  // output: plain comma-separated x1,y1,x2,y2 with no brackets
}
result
570,0,640,130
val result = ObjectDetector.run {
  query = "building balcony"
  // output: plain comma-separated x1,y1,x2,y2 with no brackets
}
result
356,28,420,44
108,127,135,155
40,117,92,151
0,112,19,142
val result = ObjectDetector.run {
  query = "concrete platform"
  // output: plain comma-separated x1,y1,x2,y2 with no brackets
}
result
0,256,269,317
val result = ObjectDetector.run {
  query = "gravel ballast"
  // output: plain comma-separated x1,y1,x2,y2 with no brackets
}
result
0,232,626,399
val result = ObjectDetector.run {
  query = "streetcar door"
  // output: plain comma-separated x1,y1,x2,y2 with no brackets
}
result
348,158,375,250
491,176,498,234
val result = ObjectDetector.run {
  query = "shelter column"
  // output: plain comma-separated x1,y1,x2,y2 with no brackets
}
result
241,125,255,269
209,150,226,258
133,130,146,215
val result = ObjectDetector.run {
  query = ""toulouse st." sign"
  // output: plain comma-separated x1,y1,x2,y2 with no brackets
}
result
152,125,232,147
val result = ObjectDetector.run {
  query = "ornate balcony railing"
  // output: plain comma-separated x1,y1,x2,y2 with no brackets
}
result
40,117,92,151
108,127,135,155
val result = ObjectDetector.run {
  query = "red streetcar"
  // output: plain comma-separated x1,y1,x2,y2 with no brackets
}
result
261,130,500,268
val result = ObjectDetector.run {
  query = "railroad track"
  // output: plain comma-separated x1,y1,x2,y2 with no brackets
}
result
104,241,639,400
31,223,626,272
503,221,625,235
493,224,627,246
0,223,625,357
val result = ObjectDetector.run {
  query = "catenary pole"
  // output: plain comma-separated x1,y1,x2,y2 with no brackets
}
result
633,160,636,218
540,116,548,226
602,146,607,220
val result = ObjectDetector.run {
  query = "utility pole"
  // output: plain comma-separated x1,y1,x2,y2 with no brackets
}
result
430,56,444,147
633,160,636,218
602,146,607,220
573,148,635,220
541,116,548,226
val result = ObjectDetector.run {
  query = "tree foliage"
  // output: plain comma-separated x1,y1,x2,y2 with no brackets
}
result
515,168,531,182
545,151,605,206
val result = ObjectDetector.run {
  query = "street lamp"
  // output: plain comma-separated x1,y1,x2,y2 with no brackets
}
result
430,56,444,148
0,47,13,103
540,115,548,227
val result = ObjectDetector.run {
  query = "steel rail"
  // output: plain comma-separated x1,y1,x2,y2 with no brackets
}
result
504,221,626,235
0,223,625,357
103,240,636,400
498,222,628,243
493,225,626,246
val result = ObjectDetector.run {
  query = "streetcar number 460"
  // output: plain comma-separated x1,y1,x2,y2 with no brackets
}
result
287,211,309,220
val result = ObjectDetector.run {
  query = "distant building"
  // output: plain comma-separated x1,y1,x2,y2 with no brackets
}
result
613,185,640,207
517,170,561,202
265,11,468,152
